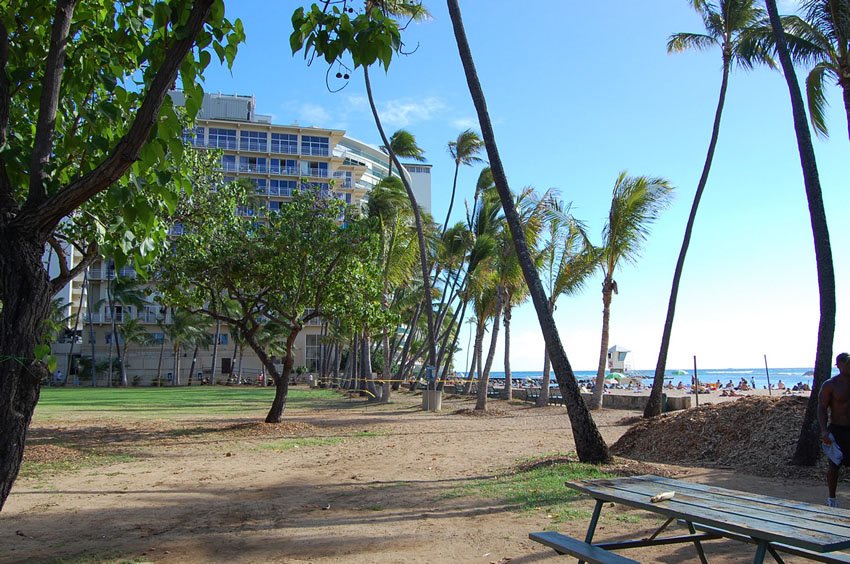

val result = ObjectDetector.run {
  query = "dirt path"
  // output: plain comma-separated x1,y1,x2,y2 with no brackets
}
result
0,391,833,563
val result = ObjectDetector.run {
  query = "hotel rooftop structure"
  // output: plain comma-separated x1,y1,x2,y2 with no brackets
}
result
51,92,432,386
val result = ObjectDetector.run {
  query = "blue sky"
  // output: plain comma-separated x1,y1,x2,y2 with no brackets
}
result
204,1,847,371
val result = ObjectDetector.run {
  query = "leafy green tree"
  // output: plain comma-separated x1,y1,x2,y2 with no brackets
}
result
159,188,384,422
591,173,673,410
118,317,156,383
0,0,243,510
764,0,836,465
443,129,485,236
447,0,610,463
645,0,773,417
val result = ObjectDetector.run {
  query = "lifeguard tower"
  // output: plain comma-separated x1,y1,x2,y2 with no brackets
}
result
607,345,631,373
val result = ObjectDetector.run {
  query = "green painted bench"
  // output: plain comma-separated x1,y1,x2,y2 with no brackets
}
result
529,532,639,564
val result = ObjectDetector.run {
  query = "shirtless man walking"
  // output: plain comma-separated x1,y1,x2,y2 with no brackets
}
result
819,352,850,507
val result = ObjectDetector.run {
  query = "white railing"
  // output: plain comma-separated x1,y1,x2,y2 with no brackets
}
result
240,141,268,152
239,163,268,173
305,168,329,178
270,144,299,155
301,146,329,157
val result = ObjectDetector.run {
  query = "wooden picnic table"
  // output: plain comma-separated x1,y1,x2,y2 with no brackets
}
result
532,474,850,563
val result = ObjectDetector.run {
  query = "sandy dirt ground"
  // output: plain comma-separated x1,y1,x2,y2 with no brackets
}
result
0,390,836,563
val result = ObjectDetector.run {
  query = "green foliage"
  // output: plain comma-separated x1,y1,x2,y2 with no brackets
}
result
1,0,244,268
291,3,403,71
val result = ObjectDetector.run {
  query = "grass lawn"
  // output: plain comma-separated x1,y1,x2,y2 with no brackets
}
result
34,386,340,420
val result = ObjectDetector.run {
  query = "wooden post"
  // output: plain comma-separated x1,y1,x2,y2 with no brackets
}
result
764,354,772,396
693,355,699,407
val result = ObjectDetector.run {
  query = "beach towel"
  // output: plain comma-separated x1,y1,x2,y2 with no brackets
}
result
823,433,843,466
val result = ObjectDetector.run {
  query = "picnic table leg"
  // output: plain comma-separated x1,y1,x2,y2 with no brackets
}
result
685,521,710,564
584,499,604,543
753,540,768,563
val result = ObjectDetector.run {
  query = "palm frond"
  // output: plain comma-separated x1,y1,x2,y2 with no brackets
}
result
668,32,718,53
806,62,836,137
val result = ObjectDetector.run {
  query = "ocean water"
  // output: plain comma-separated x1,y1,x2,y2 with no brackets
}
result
484,367,834,390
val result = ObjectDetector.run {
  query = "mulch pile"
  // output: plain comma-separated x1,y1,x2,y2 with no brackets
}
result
23,444,86,464
611,396,824,478
220,421,319,437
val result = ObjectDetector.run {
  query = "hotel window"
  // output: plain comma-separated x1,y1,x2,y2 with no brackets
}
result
270,158,298,175
208,128,237,149
182,126,204,146
270,179,296,197
301,135,329,156
250,178,267,195
301,161,328,177
406,165,430,174
239,156,267,173
268,200,283,211
333,171,353,188
271,133,298,154
151,332,165,344
240,130,267,152
220,154,236,172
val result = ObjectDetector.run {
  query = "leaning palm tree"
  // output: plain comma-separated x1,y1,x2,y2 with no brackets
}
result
765,0,836,466
590,173,674,410
745,0,850,139
443,129,485,235
645,0,774,417
447,0,610,462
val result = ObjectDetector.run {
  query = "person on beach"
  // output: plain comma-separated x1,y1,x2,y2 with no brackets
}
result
819,352,850,507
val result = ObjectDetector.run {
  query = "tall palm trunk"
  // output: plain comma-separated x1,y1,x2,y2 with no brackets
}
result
464,321,484,395
362,333,380,401
591,277,615,409
475,299,502,411
447,0,610,462
87,268,97,386
644,62,730,417
538,298,555,407
106,279,116,387
187,344,199,386
502,300,513,400
364,66,438,371
65,270,88,385
209,319,221,385
442,160,462,236
766,0,836,465
156,335,166,387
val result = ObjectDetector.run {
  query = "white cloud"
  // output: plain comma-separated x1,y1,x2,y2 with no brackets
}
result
450,117,479,130
297,102,332,126
379,96,445,127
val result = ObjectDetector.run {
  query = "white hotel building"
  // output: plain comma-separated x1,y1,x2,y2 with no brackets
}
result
51,92,432,385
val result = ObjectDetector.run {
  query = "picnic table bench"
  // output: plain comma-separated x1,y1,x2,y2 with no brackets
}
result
530,474,850,563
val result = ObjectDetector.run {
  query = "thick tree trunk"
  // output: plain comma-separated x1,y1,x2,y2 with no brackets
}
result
156,336,165,386
502,301,512,400
448,0,610,463
0,235,52,511
475,298,502,411
464,322,484,395
765,0,836,465
362,333,380,401
260,329,296,423
591,279,614,410
645,63,730,418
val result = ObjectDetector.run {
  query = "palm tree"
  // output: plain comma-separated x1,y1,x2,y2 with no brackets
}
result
118,317,155,384
645,0,773,417
536,195,598,407
163,309,209,386
447,0,610,463
764,0,836,466
590,173,673,410
97,273,148,387
382,129,426,178
443,129,485,235
746,0,850,139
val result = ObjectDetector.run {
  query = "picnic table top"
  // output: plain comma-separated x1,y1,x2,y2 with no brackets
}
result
567,475,850,554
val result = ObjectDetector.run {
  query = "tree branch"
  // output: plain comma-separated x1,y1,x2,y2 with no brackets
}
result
24,0,77,210
17,0,215,237
49,240,98,294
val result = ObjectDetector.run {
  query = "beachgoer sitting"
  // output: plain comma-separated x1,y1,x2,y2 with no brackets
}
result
725,380,734,389
676,382,684,390
665,382,673,390
777,380,786,390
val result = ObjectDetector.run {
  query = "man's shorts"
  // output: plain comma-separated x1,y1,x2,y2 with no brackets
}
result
829,424,850,467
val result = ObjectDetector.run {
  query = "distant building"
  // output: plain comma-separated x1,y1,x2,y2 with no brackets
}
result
51,92,432,385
